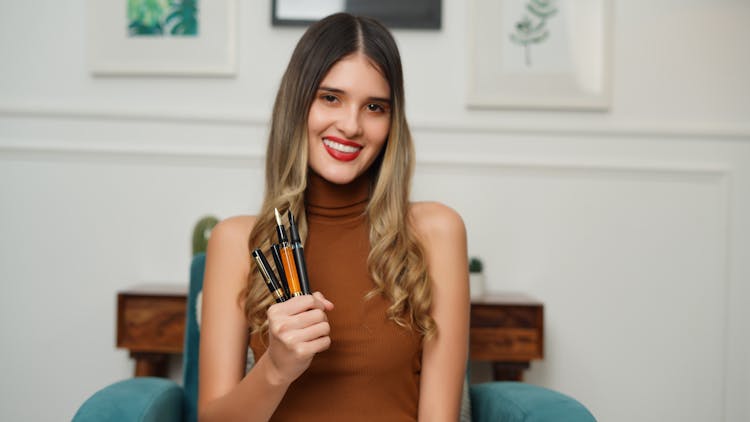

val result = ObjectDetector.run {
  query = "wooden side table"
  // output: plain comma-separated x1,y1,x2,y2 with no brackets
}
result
116,284,187,377
470,293,544,381
116,286,544,381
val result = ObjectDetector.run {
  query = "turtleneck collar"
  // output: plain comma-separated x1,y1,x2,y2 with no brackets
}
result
305,170,371,220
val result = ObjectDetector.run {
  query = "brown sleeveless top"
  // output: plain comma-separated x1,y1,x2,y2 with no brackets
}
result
250,171,422,421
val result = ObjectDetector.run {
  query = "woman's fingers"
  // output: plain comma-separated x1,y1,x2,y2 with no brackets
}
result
312,291,334,310
267,294,332,348
287,320,330,344
270,307,328,335
268,293,331,318
264,293,333,384
299,334,332,355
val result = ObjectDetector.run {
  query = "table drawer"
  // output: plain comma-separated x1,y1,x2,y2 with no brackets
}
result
470,327,542,361
471,304,541,328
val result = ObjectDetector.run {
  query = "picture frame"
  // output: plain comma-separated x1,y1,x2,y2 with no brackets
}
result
271,0,441,30
467,0,612,110
87,0,237,76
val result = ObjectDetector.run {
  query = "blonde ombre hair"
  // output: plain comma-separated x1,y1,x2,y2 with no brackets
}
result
242,13,435,340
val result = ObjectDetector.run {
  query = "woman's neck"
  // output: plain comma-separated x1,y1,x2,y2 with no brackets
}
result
305,170,372,209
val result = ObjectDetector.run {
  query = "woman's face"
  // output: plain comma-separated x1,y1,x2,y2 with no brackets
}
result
307,53,392,185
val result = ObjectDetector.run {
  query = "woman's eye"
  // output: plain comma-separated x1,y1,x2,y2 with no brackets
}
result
367,103,385,112
321,94,338,103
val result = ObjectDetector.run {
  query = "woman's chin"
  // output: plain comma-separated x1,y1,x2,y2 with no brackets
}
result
312,167,363,185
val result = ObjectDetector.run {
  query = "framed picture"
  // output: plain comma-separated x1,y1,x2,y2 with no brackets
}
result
271,0,441,29
467,0,612,110
87,0,237,76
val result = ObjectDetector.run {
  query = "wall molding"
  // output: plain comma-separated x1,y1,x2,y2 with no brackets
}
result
0,136,731,178
1,103,749,140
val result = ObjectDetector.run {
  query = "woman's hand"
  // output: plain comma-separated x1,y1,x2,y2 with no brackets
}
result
265,292,334,385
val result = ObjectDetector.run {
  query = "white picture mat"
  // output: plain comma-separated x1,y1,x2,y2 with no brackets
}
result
275,0,344,21
87,0,237,76
468,0,612,110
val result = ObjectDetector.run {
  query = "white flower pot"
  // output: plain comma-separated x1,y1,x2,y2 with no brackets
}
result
469,272,485,300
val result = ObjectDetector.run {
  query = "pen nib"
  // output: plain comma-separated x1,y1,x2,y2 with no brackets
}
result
274,208,283,226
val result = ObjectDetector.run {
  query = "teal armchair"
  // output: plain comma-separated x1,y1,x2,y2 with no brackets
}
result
74,253,595,422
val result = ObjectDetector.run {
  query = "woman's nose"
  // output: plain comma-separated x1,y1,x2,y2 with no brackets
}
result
336,106,363,138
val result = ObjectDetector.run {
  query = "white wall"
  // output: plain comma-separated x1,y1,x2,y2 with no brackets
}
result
1,1,748,421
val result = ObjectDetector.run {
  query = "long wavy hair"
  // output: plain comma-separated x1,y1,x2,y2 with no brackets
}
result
241,13,435,340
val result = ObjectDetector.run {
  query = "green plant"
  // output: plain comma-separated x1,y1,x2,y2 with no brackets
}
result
128,0,168,35
166,0,198,36
192,215,219,255
469,256,483,273
509,0,559,66
128,0,198,36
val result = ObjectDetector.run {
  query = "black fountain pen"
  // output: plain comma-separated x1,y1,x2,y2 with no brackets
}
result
287,211,311,295
270,244,291,299
251,248,287,303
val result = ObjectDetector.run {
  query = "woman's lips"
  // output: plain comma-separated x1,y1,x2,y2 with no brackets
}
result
322,136,362,162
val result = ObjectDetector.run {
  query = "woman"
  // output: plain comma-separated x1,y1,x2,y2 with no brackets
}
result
198,13,469,421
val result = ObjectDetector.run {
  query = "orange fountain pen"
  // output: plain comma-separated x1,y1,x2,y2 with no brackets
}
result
274,208,302,297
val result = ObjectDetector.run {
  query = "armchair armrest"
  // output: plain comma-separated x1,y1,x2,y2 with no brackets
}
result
73,377,184,422
470,382,596,422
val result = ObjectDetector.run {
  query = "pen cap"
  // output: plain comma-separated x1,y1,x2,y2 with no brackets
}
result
288,211,302,243
270,244,290,297
251,248,279,285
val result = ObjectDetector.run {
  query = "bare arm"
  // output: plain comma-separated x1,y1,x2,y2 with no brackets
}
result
198,217,333,422
412,203,470,422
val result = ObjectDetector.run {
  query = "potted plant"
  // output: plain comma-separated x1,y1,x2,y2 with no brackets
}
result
468,256,485,300
192,215,219,255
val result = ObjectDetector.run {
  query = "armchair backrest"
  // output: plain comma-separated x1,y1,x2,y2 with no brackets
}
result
182,252,206,422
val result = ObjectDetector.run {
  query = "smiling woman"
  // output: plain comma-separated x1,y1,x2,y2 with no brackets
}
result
307,54,392,184
197,12,470,422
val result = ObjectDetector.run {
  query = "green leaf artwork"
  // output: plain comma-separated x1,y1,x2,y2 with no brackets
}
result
128,0,199,37
509,0,558,67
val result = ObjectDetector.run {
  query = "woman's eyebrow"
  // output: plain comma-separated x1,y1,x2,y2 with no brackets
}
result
318,86,391,104
318,86,343,94
368,95,392,104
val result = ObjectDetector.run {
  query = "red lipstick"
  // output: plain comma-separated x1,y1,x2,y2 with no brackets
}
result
322,136,362,162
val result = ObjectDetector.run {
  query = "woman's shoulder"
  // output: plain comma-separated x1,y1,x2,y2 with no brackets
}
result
210,215,257,245
206,215,257,265
408,201,466,243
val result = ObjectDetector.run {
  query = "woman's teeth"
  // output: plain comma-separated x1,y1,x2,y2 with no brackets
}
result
323,139,360,153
